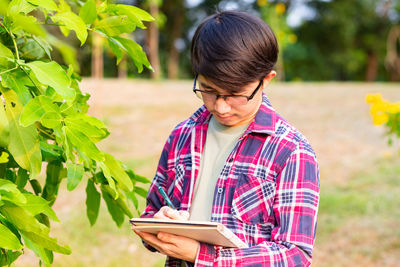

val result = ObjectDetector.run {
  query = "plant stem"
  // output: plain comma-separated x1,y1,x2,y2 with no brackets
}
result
0,67,18,75
0,21,20,61
38,127,56,140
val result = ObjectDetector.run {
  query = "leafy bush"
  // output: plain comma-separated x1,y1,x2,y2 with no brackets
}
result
366,93,400,151
0,0,153,265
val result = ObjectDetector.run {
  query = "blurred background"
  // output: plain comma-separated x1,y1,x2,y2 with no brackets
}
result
14,0,400,266
52,0,400,82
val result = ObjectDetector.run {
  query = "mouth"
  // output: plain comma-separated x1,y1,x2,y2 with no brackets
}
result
215,114,234,121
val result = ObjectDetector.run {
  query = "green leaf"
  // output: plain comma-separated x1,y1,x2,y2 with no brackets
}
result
0,42,14,69
42,160,62,205
64,114,108,141
117,4,154,22
23,236,53,266
52,11,88,45
20,95,60,127
0,223,23,250
85,179,100,226
21,38,46,60
64,126,104,162
135,186,148,199
126,190,139,213
98,162,117,199
9,13,45,36
7,0,35,15
0,250,22,266
19,97,45,127
0,101,9,147
125,168,150,184
102,153,133,192
0,204,49,235
25,61,75,100
101,185,124,227
40,141,62,161
26,0,57,11
41,111,62,129
21,230,71,254
32,36,53,60
20,193,59,222
96,16,136,36
111,36,152,73
1,70,33,106
15,168,29,189
0,152,9,163
29,179,42,195
66,162,84,191
108,38,123,64
1,89,41,178
0,178,27,205
107,4,154,29
79,0,97,25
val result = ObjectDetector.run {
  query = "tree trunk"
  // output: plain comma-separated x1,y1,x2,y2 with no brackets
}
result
167,5,184,80
365,52,378,82
91,32,103,79
146,2,161,79
385,25,400,82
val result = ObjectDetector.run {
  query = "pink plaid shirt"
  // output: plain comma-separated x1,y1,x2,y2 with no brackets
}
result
141,93,320,267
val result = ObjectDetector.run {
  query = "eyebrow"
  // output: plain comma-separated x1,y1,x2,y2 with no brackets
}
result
199,82,215,90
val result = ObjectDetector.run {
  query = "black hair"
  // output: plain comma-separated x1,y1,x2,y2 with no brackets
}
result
190,10,278,92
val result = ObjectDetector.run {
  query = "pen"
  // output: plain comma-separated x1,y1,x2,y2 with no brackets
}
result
157,186,176,209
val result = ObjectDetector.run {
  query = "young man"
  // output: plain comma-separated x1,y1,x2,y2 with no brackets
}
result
134,11,320,267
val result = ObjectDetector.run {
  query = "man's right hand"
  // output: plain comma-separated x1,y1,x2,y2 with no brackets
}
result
153,206,190,221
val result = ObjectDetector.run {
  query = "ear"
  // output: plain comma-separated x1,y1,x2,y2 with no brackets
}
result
263,70,276,85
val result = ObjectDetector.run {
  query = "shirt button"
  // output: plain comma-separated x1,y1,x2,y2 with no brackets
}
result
217,188,223,194
228,158,233,162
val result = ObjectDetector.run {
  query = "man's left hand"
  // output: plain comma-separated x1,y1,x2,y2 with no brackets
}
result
134,229,200,263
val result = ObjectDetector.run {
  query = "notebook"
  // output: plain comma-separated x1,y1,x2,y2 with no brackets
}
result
130,218,248,248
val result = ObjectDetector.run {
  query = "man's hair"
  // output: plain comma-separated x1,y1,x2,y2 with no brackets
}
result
191,11,278,92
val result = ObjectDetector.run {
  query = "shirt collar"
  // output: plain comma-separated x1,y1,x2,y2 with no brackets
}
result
190,92,276,136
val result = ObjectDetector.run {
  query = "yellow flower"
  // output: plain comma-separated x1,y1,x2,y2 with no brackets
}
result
365,93,382,104
370,101,388,115
275,3,286,15
372,113,389,125
257,0,268,7
387,102,400,114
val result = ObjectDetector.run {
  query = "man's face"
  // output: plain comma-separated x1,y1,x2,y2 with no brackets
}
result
197,75,269,127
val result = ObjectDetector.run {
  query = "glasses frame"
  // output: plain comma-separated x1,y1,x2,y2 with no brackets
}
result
192,74,264,105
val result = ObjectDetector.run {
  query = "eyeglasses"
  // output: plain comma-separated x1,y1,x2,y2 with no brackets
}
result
192,75,263,106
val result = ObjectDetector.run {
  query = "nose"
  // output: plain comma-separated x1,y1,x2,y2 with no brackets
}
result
214,97,231,114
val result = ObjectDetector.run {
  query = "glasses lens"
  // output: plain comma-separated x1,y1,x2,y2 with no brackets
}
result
194,90,203,100
225,96,248,106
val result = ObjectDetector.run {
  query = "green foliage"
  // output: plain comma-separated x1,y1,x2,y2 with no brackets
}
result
0,0,152,265
284,0,395,81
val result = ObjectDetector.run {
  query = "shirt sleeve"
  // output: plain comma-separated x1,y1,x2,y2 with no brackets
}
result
195,140,320,267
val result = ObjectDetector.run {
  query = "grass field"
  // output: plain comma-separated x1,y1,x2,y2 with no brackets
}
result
13,79,400,266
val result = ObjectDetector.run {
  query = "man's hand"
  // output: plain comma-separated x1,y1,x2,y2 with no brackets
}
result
133,206,199,262
134,230,200,262
153,206,190,220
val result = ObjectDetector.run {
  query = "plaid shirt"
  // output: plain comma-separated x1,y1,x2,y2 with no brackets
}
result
141,93,320,267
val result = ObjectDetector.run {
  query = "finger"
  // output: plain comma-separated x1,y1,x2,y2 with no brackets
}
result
178,210,190,221
154,206,173,219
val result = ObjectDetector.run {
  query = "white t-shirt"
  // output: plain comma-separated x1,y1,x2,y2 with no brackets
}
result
189,116,249,221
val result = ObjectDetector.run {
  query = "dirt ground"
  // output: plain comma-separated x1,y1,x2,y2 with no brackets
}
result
13,79,400,266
